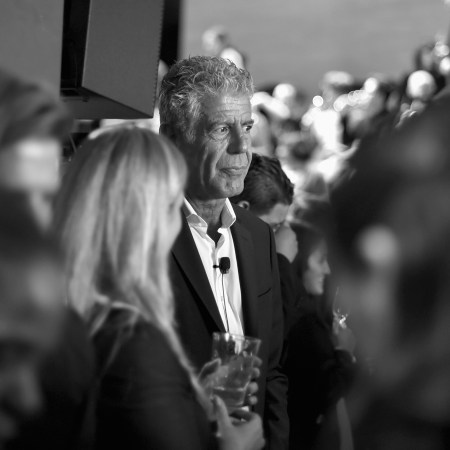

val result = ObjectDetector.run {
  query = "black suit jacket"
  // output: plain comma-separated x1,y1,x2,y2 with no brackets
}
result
277,253,304,338
94,311,217,450
171,205,289,450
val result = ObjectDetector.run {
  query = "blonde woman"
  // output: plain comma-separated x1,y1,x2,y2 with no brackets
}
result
54,126,264,450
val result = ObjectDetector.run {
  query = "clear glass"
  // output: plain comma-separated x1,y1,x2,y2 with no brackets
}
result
333,286,351,329
211,332,261,409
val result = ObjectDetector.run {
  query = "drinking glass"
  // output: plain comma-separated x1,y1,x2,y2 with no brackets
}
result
211,332,261,409
333,287,351,329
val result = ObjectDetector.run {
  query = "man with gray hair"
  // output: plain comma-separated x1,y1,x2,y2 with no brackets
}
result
160,56,288,449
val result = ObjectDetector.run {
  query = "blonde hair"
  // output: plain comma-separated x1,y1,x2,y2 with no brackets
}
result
54,125,209,410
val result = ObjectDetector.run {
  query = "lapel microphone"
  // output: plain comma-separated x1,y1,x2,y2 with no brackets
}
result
213,257,231,274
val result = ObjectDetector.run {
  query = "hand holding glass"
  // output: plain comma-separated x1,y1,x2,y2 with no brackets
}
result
210,333,261,409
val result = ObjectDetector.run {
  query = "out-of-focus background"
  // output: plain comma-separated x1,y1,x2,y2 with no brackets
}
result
2,2,450,449
183,0,448,91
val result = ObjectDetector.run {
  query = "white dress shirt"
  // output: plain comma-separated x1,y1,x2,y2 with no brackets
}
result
183,198,244,335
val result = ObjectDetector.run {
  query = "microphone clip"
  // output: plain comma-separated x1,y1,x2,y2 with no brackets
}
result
213,257,231,275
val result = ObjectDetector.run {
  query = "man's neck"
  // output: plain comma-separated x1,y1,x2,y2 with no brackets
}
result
187,196,227,244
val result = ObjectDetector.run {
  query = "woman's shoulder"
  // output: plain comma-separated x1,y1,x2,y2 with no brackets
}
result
94,307,179,377
94,304,159,336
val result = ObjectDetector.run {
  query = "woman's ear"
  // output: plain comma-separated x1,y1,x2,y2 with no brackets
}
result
237,200,251,210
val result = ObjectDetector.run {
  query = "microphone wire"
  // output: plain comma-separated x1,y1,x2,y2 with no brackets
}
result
221,271,230,332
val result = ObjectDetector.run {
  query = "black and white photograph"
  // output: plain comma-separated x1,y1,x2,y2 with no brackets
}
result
0,1,449,449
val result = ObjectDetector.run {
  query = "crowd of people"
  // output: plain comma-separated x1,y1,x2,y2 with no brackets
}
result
0,25,450,450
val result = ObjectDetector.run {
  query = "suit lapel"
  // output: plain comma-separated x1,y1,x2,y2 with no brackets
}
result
172,217,226,332
231,210,259,338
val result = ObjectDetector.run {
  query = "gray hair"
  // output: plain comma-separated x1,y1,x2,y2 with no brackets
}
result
159,56,254,142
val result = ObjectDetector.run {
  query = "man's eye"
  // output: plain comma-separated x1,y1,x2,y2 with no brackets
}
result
214,127,229,134
244,124,253,132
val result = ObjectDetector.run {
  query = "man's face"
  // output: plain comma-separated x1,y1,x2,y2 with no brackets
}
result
258,202,290,233
0,138,61,228
177,94,253,201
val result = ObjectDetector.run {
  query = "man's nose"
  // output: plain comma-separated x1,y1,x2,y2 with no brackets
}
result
228,126,249,154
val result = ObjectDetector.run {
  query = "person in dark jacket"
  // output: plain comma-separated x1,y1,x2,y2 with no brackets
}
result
231,152,300,335
0,69,95,450
0,195,64,448
284,222,356,450
55,125,264,450
331,90,450,450
160,56,288,449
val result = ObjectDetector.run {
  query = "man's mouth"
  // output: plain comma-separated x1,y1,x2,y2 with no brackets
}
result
221,166,247,175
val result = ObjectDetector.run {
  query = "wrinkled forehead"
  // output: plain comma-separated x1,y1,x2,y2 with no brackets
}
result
206,92,251,112
193,91,252,124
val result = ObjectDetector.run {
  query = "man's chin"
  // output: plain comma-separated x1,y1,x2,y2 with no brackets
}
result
224,184,244,199
189,181,244,201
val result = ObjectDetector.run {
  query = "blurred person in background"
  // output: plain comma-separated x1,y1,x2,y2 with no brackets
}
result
253,84,310,159
306,76,395,188
277,138,318,196
284,209,356,450
331,92,450,450
398,70,437,124
250,89,291,158
414,42,438,74
250,83,308,158
342,76,394,146
286,167,331,232
0,199,63,448
302,71,355,159
247,93,278,157
202,26,247,70
230,153,300,334
160,56,288,449
413,41,447,93
0,69,96,450
0,70,71,228
272,83,308,135
55,126,264,450
406,70,437,106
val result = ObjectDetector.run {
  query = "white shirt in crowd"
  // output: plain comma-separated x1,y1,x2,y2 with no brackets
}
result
183,198,244,335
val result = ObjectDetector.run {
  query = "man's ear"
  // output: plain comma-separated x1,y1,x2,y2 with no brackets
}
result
237,200,250,210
